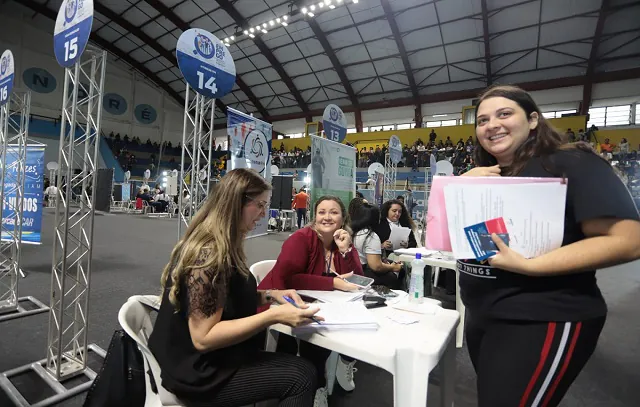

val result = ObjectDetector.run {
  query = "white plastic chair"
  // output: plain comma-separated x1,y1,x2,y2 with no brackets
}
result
118,295,185,407
249,260,276,285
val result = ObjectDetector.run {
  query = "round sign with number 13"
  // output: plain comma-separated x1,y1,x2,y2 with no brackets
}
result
53,0,94,68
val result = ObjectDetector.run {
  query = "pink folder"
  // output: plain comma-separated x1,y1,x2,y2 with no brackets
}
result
425,176,564,251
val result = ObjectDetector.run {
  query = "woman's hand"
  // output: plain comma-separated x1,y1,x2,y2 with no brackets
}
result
461,165,501,177
270,289,307,307
270,303,323,327
391,262,403,273
382,240,392,250
333,229,352,253
333,272,361,292
487,233,533,274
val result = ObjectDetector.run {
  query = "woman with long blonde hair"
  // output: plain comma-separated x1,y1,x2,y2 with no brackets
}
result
149,168,321,407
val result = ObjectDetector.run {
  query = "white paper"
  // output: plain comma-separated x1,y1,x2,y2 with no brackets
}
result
296,290,364,303
299,302,379,331
386,310,420,324
389,226,412,250
443,183,567,259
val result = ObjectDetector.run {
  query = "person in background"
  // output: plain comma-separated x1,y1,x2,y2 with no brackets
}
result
153,188,170,213
375,199,417,257
565,128,576,142
258,196,363,404
292,188,309,229
352,203,404,289
148,169,321,407
348,197,365,220
404,188,416,219
396,195,405,205
461,85,640,407
619,137,629,161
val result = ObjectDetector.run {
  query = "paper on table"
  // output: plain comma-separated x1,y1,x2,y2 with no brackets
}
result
296,290,365,303
443,182,567,259
425,176,565,251
389,226,411,250
386,310,420,325
296,302,379,331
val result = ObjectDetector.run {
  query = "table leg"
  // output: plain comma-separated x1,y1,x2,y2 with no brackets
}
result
440,336,456,407
455,267,465,348
393,348,429,407
265,328,280,352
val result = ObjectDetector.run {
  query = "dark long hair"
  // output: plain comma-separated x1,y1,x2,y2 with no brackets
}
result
473,85,598,176
351,203,380,242
381,199,416,231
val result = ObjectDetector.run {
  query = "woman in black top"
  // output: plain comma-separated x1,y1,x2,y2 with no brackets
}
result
375,199,417,256
148,168,322,407
461,85,640,407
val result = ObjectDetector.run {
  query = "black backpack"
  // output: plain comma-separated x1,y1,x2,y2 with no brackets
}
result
83,329,148,407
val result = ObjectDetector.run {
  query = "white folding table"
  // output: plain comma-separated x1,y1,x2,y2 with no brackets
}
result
266,303,459,407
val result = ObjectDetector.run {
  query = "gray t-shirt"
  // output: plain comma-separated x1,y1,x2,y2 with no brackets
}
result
353,229,382,265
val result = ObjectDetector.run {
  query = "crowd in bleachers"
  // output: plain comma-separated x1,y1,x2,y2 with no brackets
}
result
105,132,228,179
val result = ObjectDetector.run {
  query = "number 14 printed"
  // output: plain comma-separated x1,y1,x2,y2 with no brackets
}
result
196,71,218,94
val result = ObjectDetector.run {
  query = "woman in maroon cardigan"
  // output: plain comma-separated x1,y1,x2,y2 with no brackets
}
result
258,196,363,404
260,196,363,291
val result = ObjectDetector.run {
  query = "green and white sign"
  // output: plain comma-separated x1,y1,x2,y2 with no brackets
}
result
310,135,356,210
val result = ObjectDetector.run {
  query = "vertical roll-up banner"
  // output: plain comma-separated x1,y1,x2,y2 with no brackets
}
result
227,108,272,238
2,145,45,244
310,135,356,211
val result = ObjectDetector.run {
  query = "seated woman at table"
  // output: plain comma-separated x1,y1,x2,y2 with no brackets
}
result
258,196,363,402
352,202,404,289
148,168,322,407
375,199,418,256
260,195,363,291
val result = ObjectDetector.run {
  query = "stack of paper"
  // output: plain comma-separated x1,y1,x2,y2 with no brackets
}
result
297,302,379,331
296,290,364,303
443,181,567,259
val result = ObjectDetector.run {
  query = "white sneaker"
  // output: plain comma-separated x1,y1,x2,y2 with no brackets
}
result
313,386,329,407
336,357,357,391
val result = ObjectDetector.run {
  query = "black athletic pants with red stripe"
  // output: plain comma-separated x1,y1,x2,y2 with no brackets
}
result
466,311,606,407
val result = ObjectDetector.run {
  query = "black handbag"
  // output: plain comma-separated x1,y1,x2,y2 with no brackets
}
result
83,329,148,407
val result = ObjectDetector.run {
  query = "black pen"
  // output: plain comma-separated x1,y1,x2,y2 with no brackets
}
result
283,295,322,324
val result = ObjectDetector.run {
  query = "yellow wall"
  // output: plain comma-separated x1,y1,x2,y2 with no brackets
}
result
274,115,589,152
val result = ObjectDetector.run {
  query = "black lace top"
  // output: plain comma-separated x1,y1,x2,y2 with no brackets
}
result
148,255,260,400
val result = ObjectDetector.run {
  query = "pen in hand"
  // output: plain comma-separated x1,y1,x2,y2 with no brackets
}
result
282,295,322,324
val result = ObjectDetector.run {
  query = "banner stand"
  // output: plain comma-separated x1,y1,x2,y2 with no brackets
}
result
309,135,356,211
0,90,49,322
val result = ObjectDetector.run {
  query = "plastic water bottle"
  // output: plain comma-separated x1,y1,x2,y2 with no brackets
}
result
409,253,425,303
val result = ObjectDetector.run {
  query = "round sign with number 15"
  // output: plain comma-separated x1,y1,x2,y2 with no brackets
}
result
53,0,94,68
0,49,15,106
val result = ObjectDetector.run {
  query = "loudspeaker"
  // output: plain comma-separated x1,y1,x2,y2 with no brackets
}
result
94,169,114,212
271,175,293,210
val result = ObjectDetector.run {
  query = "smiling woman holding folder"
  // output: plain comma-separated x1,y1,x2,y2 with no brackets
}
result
460,85,640,407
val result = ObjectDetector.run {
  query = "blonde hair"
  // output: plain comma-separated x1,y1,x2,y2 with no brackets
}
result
160,168,271,310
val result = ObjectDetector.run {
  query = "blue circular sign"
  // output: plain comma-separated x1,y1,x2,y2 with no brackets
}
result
53,0,94,68
322,104,347,142
103,93,127,115
135,104,157,124
23,68,57,94
0,50,15,106
176,28,236,99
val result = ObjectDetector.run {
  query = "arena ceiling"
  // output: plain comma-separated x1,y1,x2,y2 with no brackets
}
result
10,0,640,126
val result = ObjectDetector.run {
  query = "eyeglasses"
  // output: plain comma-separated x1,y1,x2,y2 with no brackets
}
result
245,195,270,211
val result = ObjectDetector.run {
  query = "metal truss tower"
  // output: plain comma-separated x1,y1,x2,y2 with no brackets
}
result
0,89,48,322
383,152,397,203
46,44,107,381
178,84,215,239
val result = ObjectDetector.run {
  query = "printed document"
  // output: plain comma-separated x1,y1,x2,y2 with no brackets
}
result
389,226,412,250
444,182,567,259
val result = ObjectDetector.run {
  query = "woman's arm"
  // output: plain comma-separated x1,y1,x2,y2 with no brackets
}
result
490,218,640,276
525,218,640,275
189,307,278,352
366,253,401,274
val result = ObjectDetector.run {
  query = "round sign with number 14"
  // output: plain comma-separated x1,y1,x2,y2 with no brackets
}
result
53,0,94,68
